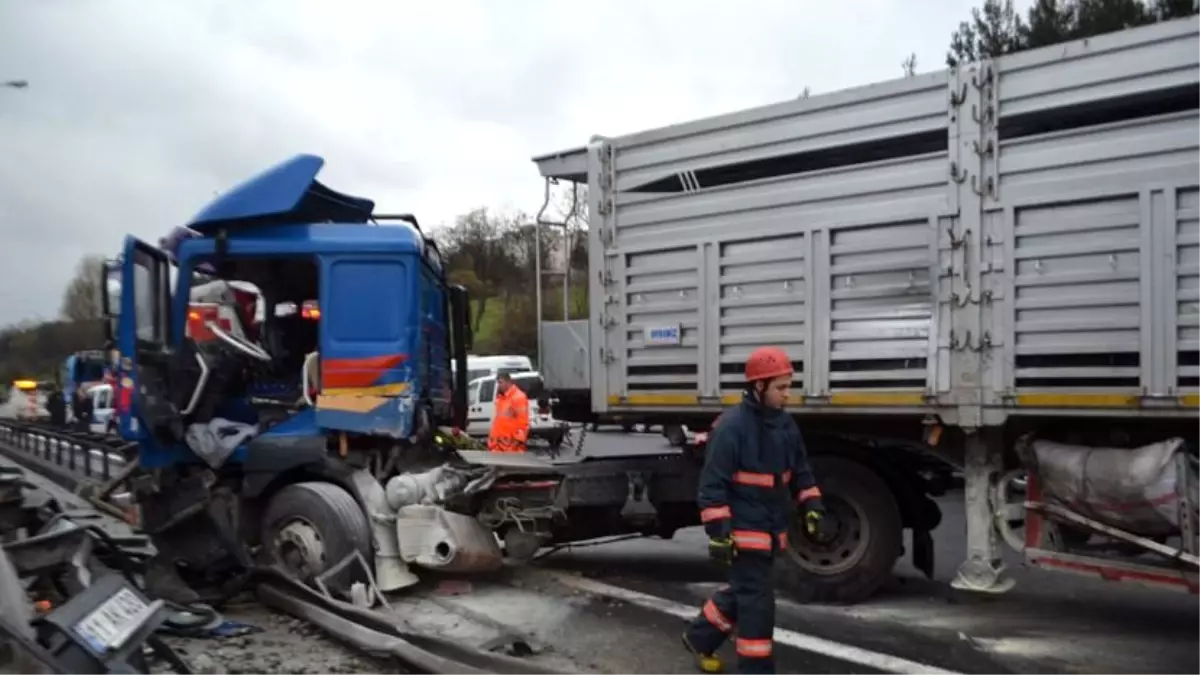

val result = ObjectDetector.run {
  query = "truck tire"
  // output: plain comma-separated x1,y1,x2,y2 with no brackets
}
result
260,482,372,594
777,456,902,605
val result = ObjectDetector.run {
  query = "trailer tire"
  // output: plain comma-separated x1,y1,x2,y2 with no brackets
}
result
260,482,372,594
777,457,902,605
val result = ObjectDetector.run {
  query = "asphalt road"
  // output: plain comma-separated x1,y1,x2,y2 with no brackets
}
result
529,427,1200,674
2,427,1196,674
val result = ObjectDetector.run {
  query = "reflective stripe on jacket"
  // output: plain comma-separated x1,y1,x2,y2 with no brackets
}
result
488,385,530,453
696,393,821,548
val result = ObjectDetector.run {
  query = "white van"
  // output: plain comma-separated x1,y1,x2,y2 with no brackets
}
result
88,384,117,434
454,354,534,384
465,371,568,449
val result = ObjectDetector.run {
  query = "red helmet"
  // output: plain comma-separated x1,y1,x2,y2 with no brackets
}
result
745,346,793,382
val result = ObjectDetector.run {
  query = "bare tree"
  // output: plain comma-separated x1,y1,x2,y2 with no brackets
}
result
435,207,523,334
902,53,918,77
59,255,107,322
562,183,590,318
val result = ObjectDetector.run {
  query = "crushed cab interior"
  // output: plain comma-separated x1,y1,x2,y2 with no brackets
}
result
137,254,324,446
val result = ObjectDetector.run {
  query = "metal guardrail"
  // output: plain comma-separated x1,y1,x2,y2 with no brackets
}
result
0,420,565,674
0,420,135,480
0,420,140,522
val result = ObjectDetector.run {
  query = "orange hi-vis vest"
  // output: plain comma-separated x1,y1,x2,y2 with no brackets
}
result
488,386,530,453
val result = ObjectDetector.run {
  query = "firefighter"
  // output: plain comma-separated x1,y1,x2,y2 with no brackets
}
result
487,373,530,453
681,346,828,674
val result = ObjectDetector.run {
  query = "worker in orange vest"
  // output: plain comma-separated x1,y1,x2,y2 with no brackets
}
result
488,373,530,453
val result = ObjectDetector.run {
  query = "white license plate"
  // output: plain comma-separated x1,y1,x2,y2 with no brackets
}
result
73,588,153,653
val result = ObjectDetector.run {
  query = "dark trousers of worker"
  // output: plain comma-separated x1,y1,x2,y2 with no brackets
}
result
685,551,776,674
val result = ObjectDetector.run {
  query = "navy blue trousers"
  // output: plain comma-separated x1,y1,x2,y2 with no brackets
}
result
685,552,776,674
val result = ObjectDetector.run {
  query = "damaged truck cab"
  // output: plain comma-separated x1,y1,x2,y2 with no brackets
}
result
102,155,564,596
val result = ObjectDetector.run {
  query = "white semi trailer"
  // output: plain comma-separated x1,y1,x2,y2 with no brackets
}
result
532,17,1200,602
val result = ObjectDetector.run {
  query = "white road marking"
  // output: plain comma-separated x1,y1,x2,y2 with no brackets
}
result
540,570,964,675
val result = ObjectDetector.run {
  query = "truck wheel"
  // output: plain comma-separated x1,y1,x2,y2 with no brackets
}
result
261,482,372,593
777,457,902,605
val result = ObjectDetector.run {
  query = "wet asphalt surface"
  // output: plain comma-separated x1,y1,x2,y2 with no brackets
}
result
525,428,1200,674
3,430,1197,674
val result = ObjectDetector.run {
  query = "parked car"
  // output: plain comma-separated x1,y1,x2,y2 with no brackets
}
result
87,384,116,434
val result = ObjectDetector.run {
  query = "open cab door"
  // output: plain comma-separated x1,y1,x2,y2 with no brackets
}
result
113,236,174,452
448,284,471,431
100,258,121,350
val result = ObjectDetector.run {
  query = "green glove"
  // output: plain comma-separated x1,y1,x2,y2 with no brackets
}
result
805,509,830,539
708,537,735,567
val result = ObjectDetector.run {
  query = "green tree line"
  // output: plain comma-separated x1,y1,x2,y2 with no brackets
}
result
946,0,1196,67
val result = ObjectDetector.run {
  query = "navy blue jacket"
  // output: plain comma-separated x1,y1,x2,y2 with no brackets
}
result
697,393,822,551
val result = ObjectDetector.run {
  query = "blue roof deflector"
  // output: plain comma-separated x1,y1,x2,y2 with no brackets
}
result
186,154,376,234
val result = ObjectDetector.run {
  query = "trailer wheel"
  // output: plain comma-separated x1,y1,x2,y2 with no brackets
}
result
261,482,372,593
777,457,902,605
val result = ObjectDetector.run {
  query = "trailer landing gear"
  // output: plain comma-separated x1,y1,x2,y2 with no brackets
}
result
951,431,1015,594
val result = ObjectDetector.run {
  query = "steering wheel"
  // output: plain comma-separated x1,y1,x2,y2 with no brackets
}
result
206,321,272,363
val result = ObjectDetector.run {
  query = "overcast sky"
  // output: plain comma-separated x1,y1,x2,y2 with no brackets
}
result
0,0,1024,326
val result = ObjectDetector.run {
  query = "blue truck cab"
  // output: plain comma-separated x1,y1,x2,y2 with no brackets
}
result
95,156,579,598
102,154,471,471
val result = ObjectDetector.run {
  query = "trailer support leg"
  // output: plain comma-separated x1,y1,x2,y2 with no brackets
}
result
951,429,1014,594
